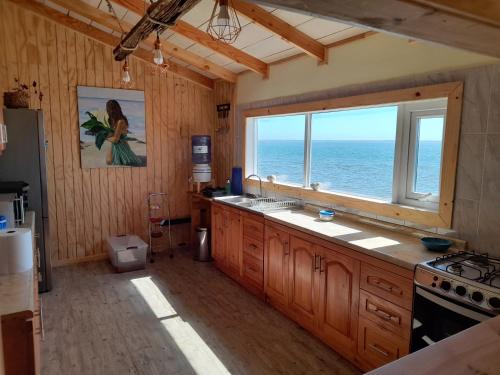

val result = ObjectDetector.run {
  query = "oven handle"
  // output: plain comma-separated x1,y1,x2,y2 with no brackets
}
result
416,287,491,322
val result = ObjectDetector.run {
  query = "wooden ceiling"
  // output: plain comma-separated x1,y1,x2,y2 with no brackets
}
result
12,0,368,88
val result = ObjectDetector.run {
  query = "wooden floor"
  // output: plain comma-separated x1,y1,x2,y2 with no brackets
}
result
41,250,361,375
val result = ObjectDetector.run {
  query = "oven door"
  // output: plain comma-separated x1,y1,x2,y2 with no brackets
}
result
411,286,493,352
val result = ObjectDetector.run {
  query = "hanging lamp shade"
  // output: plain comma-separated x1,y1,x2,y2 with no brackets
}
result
207,0,241,44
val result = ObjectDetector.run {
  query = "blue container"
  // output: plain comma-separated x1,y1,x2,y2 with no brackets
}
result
231,167,243,195
0,215,6,230
192,135,211,164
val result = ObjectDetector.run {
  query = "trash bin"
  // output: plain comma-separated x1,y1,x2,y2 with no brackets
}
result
194,227,211,262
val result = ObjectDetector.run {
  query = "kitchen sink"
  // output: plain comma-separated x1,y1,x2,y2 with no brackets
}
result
214,196,299,212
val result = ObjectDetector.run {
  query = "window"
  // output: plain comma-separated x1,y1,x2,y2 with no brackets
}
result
255,114,305,186
243,82,463,228
246,99,447,210
311,106,398,201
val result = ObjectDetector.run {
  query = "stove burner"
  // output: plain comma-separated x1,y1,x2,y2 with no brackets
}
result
448,263,464,275
464,255,490,268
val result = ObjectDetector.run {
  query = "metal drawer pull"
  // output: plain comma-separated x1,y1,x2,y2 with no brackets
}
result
368,276,401,295
369,343,390,357
313,254,320,272
367,302,400,324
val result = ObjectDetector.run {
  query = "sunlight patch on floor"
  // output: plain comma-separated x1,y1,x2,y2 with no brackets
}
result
349,236,400,250
131,277,177,318
131,276,232,375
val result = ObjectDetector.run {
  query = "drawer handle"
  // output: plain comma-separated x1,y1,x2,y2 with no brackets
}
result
368,276,402,295
313,254,320,272
367,302,400,324
369,343,390,357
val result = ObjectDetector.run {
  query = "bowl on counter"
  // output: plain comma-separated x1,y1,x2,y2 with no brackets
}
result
319,210,335,221
421,237,452,252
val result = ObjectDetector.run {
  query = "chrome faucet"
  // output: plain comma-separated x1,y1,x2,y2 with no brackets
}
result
245,174,263,197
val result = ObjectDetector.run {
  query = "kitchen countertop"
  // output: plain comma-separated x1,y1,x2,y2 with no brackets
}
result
264,209,447,270
213,196,454,270
0,211,36,317
367,314,500,375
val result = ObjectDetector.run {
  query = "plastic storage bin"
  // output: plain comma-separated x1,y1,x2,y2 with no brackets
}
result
107,234,148,272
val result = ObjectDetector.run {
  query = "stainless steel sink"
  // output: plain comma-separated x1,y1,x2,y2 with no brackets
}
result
214,195,299,212
217,196,254,204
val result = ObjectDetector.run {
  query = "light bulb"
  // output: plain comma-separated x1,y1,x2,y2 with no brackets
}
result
122,61,131,83
217,5,230,27
153,35,164,65
153,48,164,65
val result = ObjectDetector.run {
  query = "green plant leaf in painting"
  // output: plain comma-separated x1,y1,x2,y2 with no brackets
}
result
95,130,108,150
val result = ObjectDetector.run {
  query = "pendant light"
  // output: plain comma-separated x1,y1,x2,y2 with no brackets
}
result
207,0,241,44
122,59,131,84
153,32,164,65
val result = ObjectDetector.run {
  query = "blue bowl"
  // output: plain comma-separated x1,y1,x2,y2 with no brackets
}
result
421,237,452,252
319,210,335,221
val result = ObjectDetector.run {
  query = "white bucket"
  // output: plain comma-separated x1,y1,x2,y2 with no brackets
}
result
193,164,211,183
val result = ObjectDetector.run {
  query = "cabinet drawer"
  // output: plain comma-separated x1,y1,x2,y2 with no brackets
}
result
358,317,409,370
359,290,411,339
360,263,413,310
242,254,263,287
243,217,264,241
243,236,263,261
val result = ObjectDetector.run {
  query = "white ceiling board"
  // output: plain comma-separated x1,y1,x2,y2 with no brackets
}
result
272,8,313,27
262,47,300,63
79,0,101,7
205,53,235,66
243,36,293,59
100,1,129,20
122,10,142,26
223,61,248,73
186,44,215,58
165,33,196,49
44,0,68,14
69,10,92,25
317,27,367,45
181,0,214,28
297,18,351,39
259,5,276,12
159,29,175,40
231,23,274,50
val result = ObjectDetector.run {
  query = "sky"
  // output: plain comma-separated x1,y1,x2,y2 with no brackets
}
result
257,105,444,141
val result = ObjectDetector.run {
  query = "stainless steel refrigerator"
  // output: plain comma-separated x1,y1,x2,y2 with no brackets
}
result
0,109,52,292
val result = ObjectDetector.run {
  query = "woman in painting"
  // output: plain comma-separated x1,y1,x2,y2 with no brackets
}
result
105,99,142,166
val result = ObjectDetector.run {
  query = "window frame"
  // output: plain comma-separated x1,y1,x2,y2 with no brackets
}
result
243,82,463,229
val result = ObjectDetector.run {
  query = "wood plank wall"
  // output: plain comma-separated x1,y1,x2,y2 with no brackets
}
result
0,0,216,265
213,80,236,186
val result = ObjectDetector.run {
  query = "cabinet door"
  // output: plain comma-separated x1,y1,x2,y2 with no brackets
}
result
264,226,290,306
317,246,360,358
211,206,225,263
225,209,242,275
288,236,319,330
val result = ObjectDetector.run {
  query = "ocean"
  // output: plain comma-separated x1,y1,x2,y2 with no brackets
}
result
257,140,442,201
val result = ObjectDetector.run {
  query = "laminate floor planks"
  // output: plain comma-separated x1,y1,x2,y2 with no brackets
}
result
41,251,361,375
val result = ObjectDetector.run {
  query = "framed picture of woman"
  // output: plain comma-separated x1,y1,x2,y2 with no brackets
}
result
77,86,147,168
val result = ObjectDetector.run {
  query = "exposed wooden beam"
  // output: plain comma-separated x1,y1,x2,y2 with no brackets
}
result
231,0,327,62
112,0,269,77
251,0,500,59
172,21,269,77
49,0,237,82
9,0,214,89
408,0,500,28
113,0,200,61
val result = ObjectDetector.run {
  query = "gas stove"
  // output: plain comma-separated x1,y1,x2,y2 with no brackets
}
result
415,251,500,314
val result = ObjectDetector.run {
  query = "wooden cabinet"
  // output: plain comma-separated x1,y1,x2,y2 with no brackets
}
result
264,224,290,307
287,236,319,330
317,246,360,359
211,202,415,372
211,203,242,278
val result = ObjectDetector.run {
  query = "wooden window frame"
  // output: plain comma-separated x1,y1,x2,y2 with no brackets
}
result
242,82,463,229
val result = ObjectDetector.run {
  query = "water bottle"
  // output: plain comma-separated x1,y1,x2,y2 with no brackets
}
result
0,215,6,230
225,178,231,195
